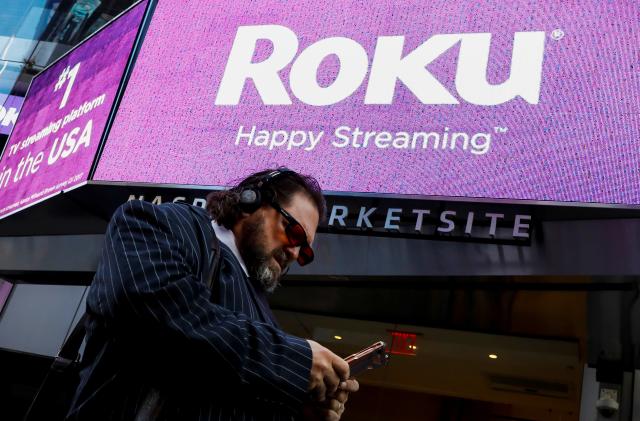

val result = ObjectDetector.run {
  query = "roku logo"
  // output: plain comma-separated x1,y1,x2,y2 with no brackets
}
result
215,25,546,106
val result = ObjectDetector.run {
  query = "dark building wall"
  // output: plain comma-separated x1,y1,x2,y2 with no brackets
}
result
2,218,640,280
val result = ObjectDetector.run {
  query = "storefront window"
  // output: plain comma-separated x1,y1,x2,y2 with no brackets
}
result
271,276,633,420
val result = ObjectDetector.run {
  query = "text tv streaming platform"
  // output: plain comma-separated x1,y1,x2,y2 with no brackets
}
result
0,1,148,219
93,0,640,206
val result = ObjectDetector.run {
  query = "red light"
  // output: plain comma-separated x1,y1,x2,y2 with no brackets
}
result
388,331,418,356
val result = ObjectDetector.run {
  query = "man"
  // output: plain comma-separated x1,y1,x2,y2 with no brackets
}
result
67,168,358,420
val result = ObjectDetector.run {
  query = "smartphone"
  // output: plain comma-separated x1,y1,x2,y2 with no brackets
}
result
344,341,389,376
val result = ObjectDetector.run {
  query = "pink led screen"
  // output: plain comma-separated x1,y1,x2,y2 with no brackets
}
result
0,1,147,218
95,0,640,205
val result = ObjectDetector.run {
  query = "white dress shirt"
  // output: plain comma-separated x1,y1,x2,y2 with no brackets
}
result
211,221,249,277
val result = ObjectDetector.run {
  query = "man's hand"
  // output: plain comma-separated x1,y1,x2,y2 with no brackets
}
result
324,379,359,420
307,340,350,402
304,379,360,421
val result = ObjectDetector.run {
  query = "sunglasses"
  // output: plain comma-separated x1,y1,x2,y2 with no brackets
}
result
269,201,314,266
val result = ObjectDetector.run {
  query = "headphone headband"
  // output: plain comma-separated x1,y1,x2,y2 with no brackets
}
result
255,168,295,191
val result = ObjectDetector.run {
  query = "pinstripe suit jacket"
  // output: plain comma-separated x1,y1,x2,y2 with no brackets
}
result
67,200,312,420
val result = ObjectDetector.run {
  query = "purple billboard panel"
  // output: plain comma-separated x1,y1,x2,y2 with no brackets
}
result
95,0,640,205
0,1,147,218
0,95,25,136
0,280,12,314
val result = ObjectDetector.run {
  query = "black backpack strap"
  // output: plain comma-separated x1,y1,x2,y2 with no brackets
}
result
207,223,222,289
23,313,89,421
180,201,222,290
53,313,90,370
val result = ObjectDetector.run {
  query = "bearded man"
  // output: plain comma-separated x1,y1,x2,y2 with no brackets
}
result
67,168,358,420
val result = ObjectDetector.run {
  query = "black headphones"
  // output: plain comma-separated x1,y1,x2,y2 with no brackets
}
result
238,168,295,213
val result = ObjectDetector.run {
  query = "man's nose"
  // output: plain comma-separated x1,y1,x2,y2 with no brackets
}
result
284,244,300,263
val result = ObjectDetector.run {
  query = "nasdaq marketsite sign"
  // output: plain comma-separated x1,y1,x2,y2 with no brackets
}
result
0,1,147,219
123,190,533,244
93,0,640,206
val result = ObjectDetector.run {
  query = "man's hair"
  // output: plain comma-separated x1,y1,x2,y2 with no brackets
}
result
206,168,327,229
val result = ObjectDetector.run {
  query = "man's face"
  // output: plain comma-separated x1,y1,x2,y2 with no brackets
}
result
236,191,319,292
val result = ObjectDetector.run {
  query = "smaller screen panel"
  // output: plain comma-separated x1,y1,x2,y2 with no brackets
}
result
0,1,147,219
0,280,12,315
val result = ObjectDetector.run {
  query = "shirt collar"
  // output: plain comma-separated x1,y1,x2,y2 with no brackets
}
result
211,221,249,277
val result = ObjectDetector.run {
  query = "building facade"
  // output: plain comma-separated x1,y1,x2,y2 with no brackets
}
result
0,1,638,420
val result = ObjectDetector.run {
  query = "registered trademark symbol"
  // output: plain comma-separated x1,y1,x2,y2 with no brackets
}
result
551,29,564,40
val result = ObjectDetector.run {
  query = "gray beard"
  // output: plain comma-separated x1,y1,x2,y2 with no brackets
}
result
238,218,285,293
255,263,279,293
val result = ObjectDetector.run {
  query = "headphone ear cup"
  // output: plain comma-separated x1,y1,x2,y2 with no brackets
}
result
239,188,261,213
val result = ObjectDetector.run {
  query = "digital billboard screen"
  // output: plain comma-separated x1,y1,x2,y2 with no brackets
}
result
0,1,147,218
91,1,637,205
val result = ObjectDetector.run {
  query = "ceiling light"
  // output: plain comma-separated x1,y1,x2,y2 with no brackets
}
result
489,354,498,359
334,335,342,340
